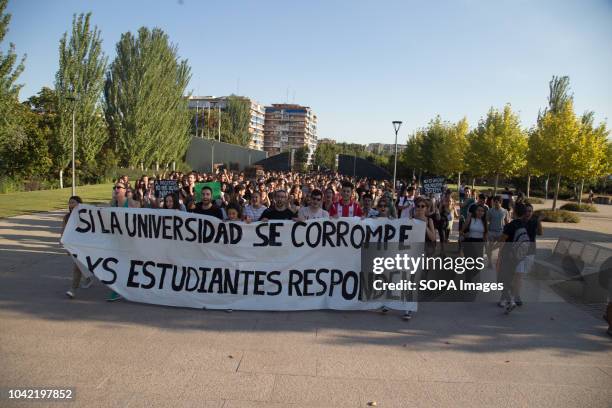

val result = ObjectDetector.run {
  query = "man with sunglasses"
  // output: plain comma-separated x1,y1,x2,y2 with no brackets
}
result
111,182,129,208
298,189,329,220
375,198,394,219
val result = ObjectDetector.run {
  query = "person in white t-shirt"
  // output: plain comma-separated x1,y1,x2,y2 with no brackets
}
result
397,186,415,218
298,189,329,220
243,191,267,222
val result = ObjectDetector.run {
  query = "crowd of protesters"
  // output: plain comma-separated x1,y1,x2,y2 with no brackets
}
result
61,168,589,325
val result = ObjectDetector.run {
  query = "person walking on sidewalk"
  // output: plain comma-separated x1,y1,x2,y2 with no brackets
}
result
62,196,92,299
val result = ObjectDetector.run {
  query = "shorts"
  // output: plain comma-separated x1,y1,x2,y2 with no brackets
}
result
516,255,535,274
488,231,502,242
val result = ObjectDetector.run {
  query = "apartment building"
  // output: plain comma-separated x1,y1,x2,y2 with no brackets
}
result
187,95,265,151
263,104,318,163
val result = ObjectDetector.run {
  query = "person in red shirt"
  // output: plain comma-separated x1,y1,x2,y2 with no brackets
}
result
329,181,363,218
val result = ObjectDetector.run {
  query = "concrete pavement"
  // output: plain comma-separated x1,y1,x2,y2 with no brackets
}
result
1,210,611,407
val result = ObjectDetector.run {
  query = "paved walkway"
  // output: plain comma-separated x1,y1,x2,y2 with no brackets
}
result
1,209,611,407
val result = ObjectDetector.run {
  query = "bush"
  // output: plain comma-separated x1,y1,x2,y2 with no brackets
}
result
0,176,23,193
560,203,598,212
534,209,580,223
525,197,544,204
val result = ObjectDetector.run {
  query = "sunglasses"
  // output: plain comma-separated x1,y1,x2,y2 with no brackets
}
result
311,196,322,201
114,186,125,190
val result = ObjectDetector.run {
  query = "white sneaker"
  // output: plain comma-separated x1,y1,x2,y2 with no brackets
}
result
402,311,412,321
226,309,233,313
65,290,75,299
81,277,93,289
381,307,389,314
498,300,508,308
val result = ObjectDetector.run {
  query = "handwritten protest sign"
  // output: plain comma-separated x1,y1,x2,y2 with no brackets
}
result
154,180,180,199
422,177,445,194
61,205,424,311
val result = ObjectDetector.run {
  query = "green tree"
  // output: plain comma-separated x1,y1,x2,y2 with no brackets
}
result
222,95,251,146
0,0,26,173
55,13,108,187
0,102,52,179
408,116,468,182
466,105,527,195
293,146,309,171
570,112,609,203
532,93,581,208
531,76,589,210
313,142,337,170
104,27,191,169
402,131,424,179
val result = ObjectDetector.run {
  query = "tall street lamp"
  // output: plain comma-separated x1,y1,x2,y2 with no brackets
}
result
392,121,403,198
66,95,78,196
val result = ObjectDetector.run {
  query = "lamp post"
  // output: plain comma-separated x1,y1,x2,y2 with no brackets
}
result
217,103,221,142
392,121,403,198
66,95,78,196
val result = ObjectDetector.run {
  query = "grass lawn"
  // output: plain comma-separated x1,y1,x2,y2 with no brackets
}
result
0,183,113,218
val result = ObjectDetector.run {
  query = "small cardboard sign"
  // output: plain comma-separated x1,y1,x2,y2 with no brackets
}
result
154,180,180,199
422,177,445,194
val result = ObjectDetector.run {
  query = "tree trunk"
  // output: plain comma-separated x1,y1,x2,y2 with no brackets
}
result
156,162,159,172
552,174,561,211
493,173,499,196
578,179,584,205
457,172,461,190
545,175,549,200
59,169,64,189
471,177,475,191
526,174,531,198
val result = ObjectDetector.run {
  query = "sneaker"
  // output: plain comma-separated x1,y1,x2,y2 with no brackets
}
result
515,297,523,307
402,311,412,321
498,300,508,308
226,309,233,313
65,290,75,299
106,291,122,302
81,277,93,289
504,302,517,315
381,307,389,314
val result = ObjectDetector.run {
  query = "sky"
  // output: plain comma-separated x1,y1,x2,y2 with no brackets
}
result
4,0,612,145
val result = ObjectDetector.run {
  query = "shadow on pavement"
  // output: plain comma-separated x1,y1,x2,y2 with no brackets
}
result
0,212,610,357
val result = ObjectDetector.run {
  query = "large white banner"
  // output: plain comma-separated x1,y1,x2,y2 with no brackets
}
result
61,205,425,311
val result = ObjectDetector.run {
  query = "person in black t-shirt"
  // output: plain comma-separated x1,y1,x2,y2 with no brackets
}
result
192,186,223,220
259,189,297,221
497,202,534,313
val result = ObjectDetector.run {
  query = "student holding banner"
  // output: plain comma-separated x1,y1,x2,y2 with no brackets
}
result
259,190,297,221
329,181,363,218
297,189,329,220
243,191,267,223
63,196,92,299
193,186,224,219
